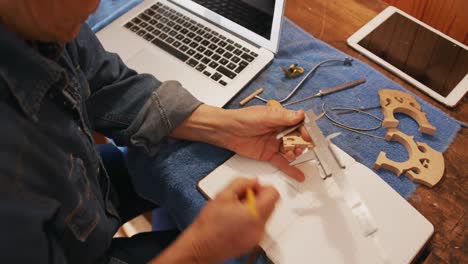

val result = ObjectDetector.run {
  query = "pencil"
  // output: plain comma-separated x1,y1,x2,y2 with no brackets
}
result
246,188,259,218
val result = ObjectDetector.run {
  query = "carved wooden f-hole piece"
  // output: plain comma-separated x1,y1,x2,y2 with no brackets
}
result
280,131,314,153
374,129,445,187
378,89,436,135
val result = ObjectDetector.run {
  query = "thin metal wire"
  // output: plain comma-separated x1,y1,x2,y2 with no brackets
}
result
335,105,381,115
255,57,353,103
321,104,386,140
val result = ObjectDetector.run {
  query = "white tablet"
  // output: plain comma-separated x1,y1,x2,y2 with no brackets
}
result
347,6,467,107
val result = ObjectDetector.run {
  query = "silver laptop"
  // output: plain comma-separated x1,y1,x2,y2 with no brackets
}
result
97,0,285,107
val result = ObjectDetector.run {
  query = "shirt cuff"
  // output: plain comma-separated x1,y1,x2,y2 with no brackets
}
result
125,80,202,155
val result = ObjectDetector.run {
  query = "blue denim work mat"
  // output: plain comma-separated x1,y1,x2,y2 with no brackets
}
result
89,2,460,263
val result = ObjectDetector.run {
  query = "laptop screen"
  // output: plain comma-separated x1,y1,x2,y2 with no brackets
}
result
189,0,275,40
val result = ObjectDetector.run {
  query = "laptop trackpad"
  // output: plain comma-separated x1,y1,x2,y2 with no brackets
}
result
125,48,179,82
124,48,217,105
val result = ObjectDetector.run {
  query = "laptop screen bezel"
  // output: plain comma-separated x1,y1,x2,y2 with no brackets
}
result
170,0,285,53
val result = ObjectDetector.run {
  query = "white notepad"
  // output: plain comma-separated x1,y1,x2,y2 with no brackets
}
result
197,146,433,264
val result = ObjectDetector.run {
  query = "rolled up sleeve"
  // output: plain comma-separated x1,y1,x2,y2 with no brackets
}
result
74,24,201,154
125,80,202,155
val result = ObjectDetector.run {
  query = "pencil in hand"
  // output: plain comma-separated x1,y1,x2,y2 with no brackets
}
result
245,188,259,218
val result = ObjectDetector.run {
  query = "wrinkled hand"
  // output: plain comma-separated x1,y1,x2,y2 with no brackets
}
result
150,178,279,264
170,104,310,181
222,105,309,181
188,177,279,263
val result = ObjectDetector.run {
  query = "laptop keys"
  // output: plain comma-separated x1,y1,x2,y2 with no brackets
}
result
187,59,198,67
143,34,154,41
227,63,236,70
209,61,219,69
211,73,222,81
208,44,217,50
201,57,211,65
218,41,227,47
195,64,206,72
226,45,235,51
212,54,221,61
223,52,233,59
219,58,229,65
217,66,237,79
187,49,196,56
151,38,189,62
194,53,203,60
241,53,254,62
235,65,246,74
231,56,241,63
144,9,155,16
138,13,151,21
125,2,258,85
215,48,225,55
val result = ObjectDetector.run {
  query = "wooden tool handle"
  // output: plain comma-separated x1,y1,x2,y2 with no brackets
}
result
266,100,282,107
319,78,366,96
240,88,264,106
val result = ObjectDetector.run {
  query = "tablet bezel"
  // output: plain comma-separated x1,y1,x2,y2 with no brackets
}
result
347,6,467,107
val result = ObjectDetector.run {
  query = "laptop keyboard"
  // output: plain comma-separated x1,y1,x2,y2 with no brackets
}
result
123,2,258,86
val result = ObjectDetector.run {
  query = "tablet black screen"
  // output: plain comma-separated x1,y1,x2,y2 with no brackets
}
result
358,13,467,97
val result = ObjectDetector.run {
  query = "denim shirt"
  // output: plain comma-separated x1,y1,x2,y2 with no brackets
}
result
0,24,201,263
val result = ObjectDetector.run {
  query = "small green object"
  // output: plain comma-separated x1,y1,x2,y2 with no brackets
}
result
281,64,304,78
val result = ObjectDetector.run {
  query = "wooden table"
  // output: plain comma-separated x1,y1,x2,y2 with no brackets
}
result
284,0,467,263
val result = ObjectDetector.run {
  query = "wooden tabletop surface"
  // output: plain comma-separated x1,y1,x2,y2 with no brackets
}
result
284,0,467,263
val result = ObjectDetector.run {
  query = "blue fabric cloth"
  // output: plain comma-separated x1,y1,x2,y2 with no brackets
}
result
87,0,143,32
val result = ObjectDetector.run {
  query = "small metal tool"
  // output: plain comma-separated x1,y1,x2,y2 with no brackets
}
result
239,57,353,106
282,78,366,107
336,105,381,115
